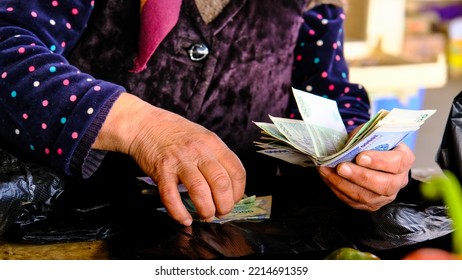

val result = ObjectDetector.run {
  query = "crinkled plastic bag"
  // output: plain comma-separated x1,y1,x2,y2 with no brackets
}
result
0,149,454,259
437,90,462,182
1,151,137,243
0,149,63,236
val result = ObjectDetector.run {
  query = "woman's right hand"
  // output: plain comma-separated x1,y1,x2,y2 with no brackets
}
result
93,93,246,226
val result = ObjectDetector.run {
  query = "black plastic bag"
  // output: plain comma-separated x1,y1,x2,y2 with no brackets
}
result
1,151,136,243
104,168,453,259
0,149,454,259
437,90,462,182
0,149,63,236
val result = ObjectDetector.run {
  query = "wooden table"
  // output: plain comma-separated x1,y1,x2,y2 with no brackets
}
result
0,239,110,260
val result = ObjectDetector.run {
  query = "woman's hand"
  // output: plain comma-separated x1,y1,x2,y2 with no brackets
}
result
93,93,246,226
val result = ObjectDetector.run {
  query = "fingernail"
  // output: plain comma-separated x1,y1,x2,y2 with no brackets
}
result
338,164,352,177
358,154,372,166
198,217,214,223
216,214,229,219
182,218,192,226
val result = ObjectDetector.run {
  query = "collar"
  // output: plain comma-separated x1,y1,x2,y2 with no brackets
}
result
132,0,182,72
195,0,230,24
132,0,233,72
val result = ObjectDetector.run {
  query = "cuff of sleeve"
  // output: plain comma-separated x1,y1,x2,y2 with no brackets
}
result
70,92,122,179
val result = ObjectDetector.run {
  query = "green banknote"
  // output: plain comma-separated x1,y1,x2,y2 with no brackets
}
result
158,195,272,224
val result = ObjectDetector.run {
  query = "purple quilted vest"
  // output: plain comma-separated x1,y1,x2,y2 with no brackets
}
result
69,0,309,159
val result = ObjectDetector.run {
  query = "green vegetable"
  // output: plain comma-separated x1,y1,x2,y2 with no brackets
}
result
324,247,380,260
421,170,462,255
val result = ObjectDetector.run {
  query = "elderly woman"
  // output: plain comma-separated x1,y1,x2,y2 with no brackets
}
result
0,0,414,226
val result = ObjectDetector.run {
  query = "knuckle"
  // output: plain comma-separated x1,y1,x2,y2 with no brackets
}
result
227,159,247,182
360,172,376,188
382,181,398,196
235,165,247,180
367,204,381,212
196,130,221,146
401,173,410,187
350,203,369,211
186,177,208,194
407,149,416,165
210,171,231,191
382,176,406,196
351,188,370,205
395,149,415,173
158,185,179,203
156,152,181,170
352,201,380,212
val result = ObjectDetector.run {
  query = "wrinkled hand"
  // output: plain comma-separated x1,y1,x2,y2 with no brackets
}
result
318,143,415,211
94,93,246,226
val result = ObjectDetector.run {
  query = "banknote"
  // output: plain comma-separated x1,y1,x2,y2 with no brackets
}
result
254,88,436,167
255,145,315,167
292,88,348,156
138,177,272,223
157,194,272,224
321,125,420,167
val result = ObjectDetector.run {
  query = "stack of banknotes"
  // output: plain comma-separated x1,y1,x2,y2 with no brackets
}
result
137,176,272,223
174,194,272,224
253,88,436,168
156,194,272,224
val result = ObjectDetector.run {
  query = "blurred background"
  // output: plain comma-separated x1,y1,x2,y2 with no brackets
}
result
343,0,462,179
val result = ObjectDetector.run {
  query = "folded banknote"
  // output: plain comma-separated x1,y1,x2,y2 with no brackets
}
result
254,88,436,167
157,195,272,224
137,177,272,223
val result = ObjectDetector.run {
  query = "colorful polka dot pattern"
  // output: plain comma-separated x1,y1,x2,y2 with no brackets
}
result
290,5,370,132
0,1,125,175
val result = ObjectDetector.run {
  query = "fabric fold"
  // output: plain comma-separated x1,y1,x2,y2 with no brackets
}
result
132,0,182,72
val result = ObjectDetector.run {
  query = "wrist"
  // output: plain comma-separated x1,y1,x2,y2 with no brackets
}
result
92,93,149,155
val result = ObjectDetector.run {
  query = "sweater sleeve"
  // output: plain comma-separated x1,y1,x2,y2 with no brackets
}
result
0,1,126,177
290,4,371,133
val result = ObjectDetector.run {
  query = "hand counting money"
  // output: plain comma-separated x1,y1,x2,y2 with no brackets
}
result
254,88,436,167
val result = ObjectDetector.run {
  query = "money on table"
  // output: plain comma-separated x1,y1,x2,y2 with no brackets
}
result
137,176,272,223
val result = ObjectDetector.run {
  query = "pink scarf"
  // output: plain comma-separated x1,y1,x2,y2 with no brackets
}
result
132,0,182,72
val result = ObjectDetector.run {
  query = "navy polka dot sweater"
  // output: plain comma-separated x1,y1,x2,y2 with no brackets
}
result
0,1,370,178
0,1,125,177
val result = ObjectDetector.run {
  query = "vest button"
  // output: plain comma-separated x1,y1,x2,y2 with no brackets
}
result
188,43,209,61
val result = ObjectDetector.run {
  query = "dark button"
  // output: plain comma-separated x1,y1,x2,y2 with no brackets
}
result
188,43,209,61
